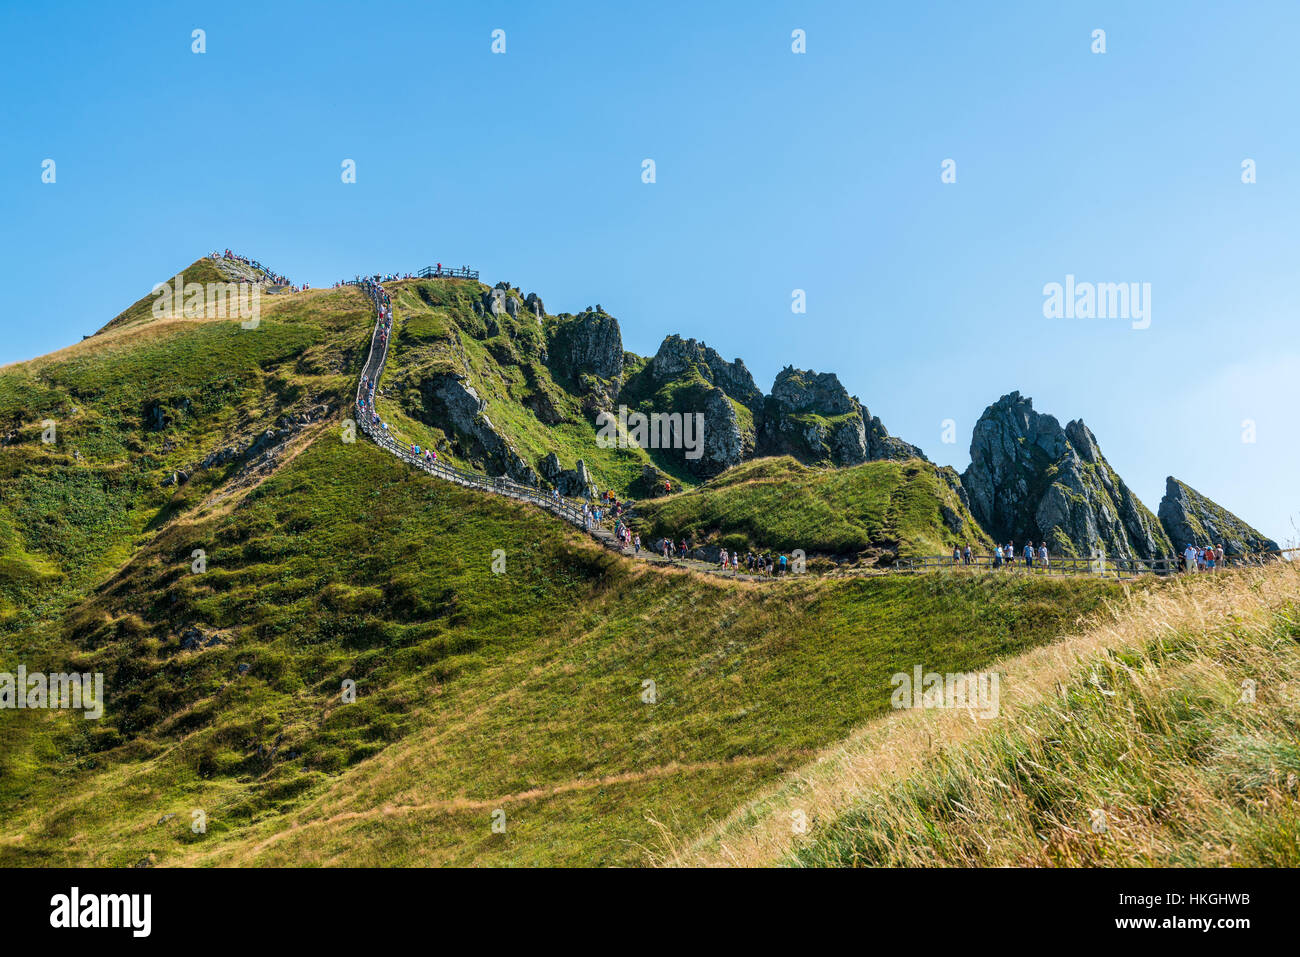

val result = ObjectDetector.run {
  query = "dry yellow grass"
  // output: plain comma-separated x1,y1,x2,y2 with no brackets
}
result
671,561,1300,867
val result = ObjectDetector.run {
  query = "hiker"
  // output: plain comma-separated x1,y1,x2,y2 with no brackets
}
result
719,548,728,570
634,533,641,555
963,543,972,565
1216,543,1225,569
1005,542,1015,568
1023,541,1035,568
778,554,788,576
952,544,961,565
1038,542,1048,570
993,544,1004,569
1183,543,1197,573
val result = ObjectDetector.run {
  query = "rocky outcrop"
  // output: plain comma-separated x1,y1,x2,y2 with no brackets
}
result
697,387,746,476
962,392,1172,559
547,309,624,383
768,368,858,417
424,373,538,484
538,452,593,497
481,288,507,316
862,406,925,462
649,335,763,410
757,367,924,466
525,293,545,319
190,403,333,480
1158,477,1279,555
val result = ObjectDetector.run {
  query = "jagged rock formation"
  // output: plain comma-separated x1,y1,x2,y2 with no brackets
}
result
423,373,538,485
398,276,923,486
1158,477,1279,554
648,335,763,409
963,392,1172,559
863,407,925,462
538,452,594,497
547,309,624,383
758,367,925,467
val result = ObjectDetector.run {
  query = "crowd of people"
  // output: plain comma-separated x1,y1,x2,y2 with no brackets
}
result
644,537,798,576
1181,542,1226,572
211,249,299,289
354,278,394,434
339,271,416,287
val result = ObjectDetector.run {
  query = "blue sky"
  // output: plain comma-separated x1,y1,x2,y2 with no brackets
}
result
2,0,1296,542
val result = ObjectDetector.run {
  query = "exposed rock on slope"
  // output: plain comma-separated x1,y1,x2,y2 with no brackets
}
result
963,392,1172,559
424,373,538,485
648,335,764,410
547,308,625,383
1158,477,1279,554
758,367,925,466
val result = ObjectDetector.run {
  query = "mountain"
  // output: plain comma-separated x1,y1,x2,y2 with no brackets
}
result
962,392,1173,559
1158,477,1280,554
374,278,925,490
0,258,1131,867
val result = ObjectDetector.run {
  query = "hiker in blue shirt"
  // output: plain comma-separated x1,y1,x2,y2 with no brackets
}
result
1023,542,1035,568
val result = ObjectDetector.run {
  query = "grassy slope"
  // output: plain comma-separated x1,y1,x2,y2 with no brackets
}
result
0,274,369,634
0,429,1130,866
2,261,1192,869
631,455,993,560
678,562,1299,868
94,258,234,336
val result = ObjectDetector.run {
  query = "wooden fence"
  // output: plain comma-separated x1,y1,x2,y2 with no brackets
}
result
898,548,1297,578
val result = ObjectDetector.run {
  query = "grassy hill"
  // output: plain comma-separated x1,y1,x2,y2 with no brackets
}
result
0,429,1133,866
4,256,1245,869
630,456,992,562
675,560,1300,867
0,265,369,637
0,260,1132,865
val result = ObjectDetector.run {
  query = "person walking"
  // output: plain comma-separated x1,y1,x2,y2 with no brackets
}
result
1038,542,1049,571
1183,543,1198,574
1023,541,1035,569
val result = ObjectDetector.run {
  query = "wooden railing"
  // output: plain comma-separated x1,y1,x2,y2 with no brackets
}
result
417,265,479,280
897,548,1296,578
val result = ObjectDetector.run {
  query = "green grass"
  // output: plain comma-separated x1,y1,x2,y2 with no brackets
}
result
0,271,369,666
0,259,1214,869
787,564,1300,867
631,455,993,560
0,430,1129,866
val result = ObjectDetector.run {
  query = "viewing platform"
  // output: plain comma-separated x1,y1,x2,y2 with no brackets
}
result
418,264,479,280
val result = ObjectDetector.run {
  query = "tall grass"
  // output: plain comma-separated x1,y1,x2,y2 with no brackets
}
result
673,561,1300,867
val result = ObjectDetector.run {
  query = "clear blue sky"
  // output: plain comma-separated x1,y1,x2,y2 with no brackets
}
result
2,0,1296,542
